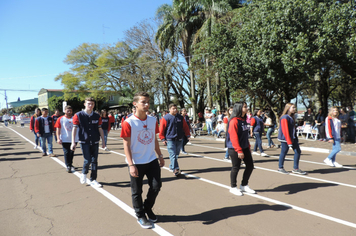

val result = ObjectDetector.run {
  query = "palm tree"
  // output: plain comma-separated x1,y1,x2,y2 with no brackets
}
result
155,0,203,120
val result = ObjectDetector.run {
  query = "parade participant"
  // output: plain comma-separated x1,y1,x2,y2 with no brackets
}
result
100,109,111,151
122,107,136,123
30,108,41,149
55,105,79,173
159,103,190,176
264,111,275,148
120,91,165,229
324,107,343,167
250,109,269,157
52,109,61,142
19,113,26,128
180,108,193,154
223,106,233,160
71,97,106,188
108,112,115,131
35,108,57,157
227,102,256,196
277,103,306,175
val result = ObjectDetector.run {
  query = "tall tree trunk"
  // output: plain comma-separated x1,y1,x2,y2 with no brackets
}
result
206,58,212,109
189,57,196,121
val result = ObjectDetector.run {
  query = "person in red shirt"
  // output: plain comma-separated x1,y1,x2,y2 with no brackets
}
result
108,112,115,130
226,102,256,196
30,108,42,149
52,109,61,142
55,105,79,173
121,92,164,229
35,108,57,157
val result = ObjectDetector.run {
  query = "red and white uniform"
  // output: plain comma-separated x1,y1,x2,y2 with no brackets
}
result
55,115,79,143
120,115,159,165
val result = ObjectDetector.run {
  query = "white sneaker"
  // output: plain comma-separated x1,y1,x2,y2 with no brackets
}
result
240,185,256,194
261,152,269,157
90,180,102,188
34,145,37,149
333,162,343,167
104,147,110,151
252,152,260,155
324,158,334,167
229,187,243,196
80,174,87,184
70,166,76,172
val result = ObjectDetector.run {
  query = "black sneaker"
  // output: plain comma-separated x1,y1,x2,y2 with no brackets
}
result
137,216,152,229
145,208,157,223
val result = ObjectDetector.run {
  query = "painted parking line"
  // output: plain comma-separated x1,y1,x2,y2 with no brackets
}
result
100,145,356,229
7,127,173,236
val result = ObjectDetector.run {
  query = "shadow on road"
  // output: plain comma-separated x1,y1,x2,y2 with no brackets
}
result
0,151,41,157
158,204,289,225
256,182,337,195
307,168,351,174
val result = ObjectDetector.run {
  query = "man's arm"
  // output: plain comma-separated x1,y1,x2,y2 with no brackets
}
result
71,126,78,151
123,137,138,177
56,128,62,144
155,134,165,167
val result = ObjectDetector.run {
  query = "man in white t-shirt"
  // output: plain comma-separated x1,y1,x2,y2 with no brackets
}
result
120,91,164,229
55,105,79,173
205,109,213,135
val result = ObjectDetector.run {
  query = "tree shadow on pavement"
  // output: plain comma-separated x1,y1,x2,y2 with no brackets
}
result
158,204,289,225
191,150,224,155
253,159,278,164
307,168,351,174
0,151,41,157
0,148,16,151
0,157,42,161
101,181,131,188
256,182,337,195
98,164,128,170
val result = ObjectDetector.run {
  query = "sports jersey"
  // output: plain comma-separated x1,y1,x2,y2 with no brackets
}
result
120,115,159,165
55,115,79,143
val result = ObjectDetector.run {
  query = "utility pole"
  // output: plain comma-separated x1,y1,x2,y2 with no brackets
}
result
5,90,8,110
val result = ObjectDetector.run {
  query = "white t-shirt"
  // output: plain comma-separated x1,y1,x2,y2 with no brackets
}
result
205,113,213,122
120,115,159,165
55,116,79,143
332,118,341,139
44,117,50,133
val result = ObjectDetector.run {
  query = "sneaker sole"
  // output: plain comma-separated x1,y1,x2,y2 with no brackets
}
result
137,220,152,229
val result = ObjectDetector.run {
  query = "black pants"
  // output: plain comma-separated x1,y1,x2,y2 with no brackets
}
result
130,159,162,218
62,142,75,167
229,148,254,187
317,125,326,139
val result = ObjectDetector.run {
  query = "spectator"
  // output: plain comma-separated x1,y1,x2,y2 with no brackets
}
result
212,119,225,138
303,107,315,126
315,108,326,141
205,109,213,135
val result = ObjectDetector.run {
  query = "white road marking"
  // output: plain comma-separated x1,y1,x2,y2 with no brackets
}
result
7,127,173,236
101,145,356,229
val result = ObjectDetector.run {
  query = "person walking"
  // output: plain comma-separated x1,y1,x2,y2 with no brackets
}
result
120,92,165,229
227,102,256,196
34,108,57,157
180,108,193,154
3,113,10,126
30,108,41,149
324,107,343,167
159,103,191,176
55,105,79,173
71,97,106,188
250,109,269,157
52,109,61,142
264,111,275,148
19,113,26,128
100,109,111,151
223,106,233,160
277,103,306,175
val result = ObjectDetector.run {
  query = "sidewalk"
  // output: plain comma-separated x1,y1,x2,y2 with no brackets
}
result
193,134,356,157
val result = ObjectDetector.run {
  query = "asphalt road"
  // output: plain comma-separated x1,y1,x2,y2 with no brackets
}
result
1,124,356,236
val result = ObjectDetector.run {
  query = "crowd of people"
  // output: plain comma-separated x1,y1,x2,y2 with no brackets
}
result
2,94,354,229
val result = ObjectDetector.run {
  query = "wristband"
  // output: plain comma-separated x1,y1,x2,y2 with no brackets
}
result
158,154,163,158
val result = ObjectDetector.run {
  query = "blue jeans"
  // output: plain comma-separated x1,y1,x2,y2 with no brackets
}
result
62,142,75,167
212,130,224,137
327,139,341,162
266,128,275,147
167,140,182,170
278,140,301,170
206,121,213,135
253,132,264,153
81,143,99,181
33,131,41,146
225,149,229,158
40,133,53,154
102,129,108,146
4,120,8,126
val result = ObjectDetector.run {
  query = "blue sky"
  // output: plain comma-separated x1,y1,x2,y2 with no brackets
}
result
0,0,171,109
